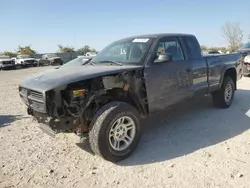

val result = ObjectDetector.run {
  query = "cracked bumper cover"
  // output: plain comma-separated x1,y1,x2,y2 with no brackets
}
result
29,109,77,136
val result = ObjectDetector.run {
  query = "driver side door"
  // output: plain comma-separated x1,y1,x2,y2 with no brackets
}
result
144,37,193,114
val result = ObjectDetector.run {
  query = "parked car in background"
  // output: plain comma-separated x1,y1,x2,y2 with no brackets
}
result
59,55,94,68
238,43,250,55
242,54,250,76
15,54,37,68
19,33,243,162
0,56,15,70
237,43,250,76
39,54,63,66
202,50,221,56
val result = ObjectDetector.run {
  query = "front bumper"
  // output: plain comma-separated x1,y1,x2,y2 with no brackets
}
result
38,121,57,137
19,86,85,136
29,108,78,135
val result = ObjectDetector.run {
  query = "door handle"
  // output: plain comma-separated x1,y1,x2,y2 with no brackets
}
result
185,68,191,72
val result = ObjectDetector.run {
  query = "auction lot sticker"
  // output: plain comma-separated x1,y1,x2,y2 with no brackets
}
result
132,38,149,43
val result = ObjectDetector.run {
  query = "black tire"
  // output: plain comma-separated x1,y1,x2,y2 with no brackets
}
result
89,101,141,162
212,76,235,108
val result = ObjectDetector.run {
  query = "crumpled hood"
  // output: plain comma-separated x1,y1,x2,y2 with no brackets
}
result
20,64,143,92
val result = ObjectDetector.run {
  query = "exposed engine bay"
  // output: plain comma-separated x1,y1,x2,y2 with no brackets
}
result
24,70,148,137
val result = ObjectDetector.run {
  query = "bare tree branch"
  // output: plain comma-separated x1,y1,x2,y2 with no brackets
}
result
221,22,243,52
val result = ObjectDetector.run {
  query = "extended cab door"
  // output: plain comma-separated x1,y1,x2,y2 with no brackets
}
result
144,36,193,114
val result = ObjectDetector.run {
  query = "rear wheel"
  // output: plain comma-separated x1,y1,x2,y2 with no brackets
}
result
89,101,141,162
212,76,235,108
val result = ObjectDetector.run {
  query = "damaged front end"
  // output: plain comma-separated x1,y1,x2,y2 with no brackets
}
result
19,70,148,137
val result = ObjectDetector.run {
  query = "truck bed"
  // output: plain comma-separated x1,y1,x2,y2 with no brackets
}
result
204,52,243,93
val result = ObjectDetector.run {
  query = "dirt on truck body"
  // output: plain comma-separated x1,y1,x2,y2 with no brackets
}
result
19,33,243,162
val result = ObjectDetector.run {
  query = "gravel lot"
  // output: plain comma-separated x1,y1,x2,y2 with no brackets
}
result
0,67,250,188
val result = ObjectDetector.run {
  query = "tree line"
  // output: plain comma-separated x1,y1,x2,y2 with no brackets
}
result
2,21,248,57
202,21,245,53
3,45,97,57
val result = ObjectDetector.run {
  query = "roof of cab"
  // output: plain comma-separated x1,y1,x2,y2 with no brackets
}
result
122,33,195,40
115,33,195,43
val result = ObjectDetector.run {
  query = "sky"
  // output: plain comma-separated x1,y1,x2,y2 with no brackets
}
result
1,0,250,53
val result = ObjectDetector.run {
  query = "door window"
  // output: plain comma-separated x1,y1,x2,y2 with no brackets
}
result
156,38,185,61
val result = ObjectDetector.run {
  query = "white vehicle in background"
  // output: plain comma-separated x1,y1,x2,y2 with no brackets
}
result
202,50,221,56
85,52,97,56
15,54,38,68
0,56,15,70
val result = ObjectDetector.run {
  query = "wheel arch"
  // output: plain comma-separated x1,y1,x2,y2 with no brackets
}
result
94,70,149,116
219,66,237,90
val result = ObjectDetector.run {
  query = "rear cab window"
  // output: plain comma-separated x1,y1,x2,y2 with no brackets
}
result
155,37,185,61
182,36,202,60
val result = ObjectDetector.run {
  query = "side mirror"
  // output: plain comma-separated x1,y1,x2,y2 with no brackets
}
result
154,53,173,63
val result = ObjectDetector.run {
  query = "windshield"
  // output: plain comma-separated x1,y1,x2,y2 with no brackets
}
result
60,57,91,68
239,43,250,49
91,38,153,64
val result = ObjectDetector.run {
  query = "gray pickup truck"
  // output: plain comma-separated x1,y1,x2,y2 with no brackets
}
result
19,33,243,162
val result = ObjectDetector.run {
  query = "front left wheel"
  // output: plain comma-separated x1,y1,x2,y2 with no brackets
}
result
89,101,141,162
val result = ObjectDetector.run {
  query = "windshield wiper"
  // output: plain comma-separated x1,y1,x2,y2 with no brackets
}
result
81,59,95,66
99,60,123,66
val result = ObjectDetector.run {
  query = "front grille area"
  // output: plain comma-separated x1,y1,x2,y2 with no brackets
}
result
30,90,43,102
24,60,34,64
53,58,62,64
19,87,46,113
